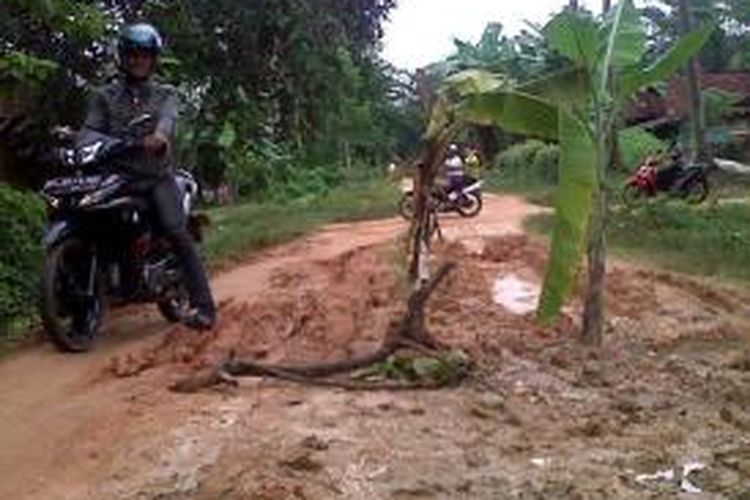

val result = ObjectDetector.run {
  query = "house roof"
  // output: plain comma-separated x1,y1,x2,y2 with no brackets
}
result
628,72,750,125
665,72,750,117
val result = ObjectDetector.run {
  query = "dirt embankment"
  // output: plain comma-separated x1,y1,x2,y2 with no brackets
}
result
1,195,749,499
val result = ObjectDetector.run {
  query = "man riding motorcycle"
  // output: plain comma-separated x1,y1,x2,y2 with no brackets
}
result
83,23,216,330
444,143,465,200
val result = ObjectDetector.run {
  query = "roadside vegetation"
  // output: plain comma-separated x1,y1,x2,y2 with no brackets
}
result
526,200,750,286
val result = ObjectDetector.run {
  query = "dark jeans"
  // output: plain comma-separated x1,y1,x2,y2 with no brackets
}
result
447,175,465,195
138,175,215,315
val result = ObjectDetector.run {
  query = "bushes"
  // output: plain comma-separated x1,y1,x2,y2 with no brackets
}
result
222,142,347,203
619,126,666,172
492,140,559,189
493,127,663,190
0,185,45,336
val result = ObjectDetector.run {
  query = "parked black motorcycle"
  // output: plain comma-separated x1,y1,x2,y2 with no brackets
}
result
40,116,205,352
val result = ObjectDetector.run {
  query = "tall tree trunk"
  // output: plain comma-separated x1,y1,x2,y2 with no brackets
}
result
569,0,579,10
678,0,708,162
602,0,611,13
342,140,352,171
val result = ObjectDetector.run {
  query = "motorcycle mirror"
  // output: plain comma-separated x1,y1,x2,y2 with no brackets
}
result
51,125,74,141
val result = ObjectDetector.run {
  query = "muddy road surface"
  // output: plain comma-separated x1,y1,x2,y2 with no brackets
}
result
1,195,749,499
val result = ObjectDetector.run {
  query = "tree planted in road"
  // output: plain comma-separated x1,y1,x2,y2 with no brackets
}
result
423,0,713,345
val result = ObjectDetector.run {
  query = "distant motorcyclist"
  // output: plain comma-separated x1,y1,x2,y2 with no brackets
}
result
443,143,465,200
83,23,216,330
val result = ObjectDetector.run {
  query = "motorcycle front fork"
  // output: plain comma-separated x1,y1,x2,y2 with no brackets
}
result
85,249,98,298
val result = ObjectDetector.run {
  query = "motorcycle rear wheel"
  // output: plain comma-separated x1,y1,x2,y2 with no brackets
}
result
42,238,103,352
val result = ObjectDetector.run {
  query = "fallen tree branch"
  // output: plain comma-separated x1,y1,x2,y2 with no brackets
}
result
171,263,457,393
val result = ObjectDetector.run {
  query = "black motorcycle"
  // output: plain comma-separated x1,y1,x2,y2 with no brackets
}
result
399,177,484,220
40,116,205,352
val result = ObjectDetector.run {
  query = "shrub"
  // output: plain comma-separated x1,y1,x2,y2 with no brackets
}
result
0,185,45,336
492,140,559,188
619,126,666,172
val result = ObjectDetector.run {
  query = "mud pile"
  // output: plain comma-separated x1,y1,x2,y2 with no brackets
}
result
109,234,749,382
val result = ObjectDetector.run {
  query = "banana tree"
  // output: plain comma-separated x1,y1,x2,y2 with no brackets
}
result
425,0,712,345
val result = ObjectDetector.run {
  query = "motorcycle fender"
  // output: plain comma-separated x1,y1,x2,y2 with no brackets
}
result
43,220,75,249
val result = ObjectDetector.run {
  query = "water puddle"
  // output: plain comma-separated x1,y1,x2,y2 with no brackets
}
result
492,274,540,315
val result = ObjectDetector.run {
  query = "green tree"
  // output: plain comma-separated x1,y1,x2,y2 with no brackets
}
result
1,0,415,195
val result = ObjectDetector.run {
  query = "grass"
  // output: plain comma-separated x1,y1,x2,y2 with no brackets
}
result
202,180,399,266
525,200,750,285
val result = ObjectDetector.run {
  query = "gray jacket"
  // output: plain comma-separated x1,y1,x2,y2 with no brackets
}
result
83,79,178,177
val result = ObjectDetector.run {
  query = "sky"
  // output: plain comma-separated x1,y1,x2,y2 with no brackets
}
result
382,0,636,70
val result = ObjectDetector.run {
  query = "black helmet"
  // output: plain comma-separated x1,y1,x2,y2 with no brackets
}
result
118,23,163,59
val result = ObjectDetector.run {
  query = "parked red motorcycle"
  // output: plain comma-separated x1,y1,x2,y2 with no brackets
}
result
622,152,710,205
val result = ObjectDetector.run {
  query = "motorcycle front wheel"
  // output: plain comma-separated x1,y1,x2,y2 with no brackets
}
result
41,237,103,352
457,192,483,218
157,281,190,323
621,184,644,207
681,175,709,204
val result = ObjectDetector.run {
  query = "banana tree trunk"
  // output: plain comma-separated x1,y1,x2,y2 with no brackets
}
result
408,128,455,285
582,0,613,345
582,180,607,346
582,117,612,347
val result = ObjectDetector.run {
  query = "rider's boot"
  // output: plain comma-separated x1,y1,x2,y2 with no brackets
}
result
182,307,216,331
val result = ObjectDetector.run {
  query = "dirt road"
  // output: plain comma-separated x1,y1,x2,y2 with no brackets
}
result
1,194,749,499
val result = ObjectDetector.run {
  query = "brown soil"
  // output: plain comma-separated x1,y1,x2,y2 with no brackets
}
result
1,195,749,499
